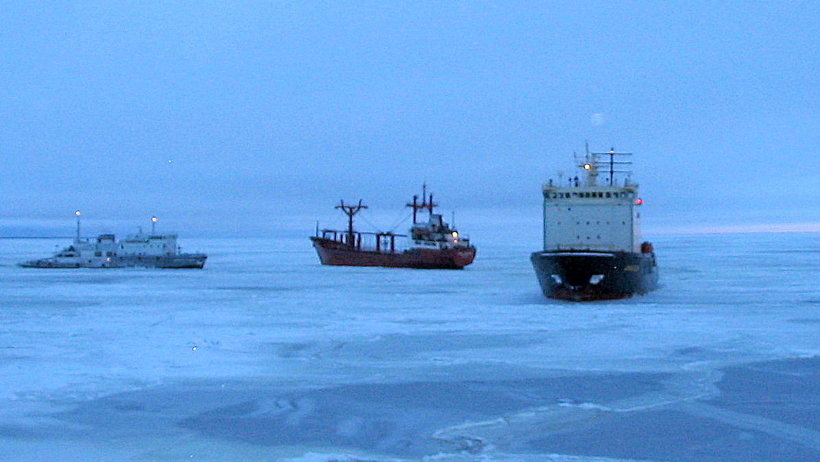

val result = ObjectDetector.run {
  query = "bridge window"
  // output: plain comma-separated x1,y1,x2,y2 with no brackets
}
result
606,192,611,198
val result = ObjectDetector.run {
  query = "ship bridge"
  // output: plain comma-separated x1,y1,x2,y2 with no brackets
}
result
541,148,644,253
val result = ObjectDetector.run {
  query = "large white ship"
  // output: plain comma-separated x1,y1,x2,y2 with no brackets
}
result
19,214,206,269
531,147,658,301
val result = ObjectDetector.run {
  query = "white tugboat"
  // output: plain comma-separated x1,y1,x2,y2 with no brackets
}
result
531,147,658,301
19,213,207,269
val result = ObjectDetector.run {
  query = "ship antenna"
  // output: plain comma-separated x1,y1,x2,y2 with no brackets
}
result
609,146,615,186
409,195,418,223
335,199,368,248
422,183,427,207
74,210,82,243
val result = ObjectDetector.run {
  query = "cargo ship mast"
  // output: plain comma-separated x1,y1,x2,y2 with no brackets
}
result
335,199,367,248
406,183,437,223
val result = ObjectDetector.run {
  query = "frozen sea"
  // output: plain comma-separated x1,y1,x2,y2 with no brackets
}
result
0,230,818,461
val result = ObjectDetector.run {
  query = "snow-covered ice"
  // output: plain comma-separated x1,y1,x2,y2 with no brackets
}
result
0,230,818,461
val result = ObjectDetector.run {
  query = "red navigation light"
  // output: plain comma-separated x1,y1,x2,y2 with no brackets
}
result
635,198,644,205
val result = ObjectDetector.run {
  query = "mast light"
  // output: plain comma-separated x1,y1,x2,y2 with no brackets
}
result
635,198,644,205
583,164,592,170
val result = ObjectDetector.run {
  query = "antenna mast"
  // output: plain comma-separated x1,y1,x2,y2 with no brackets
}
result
74,210,82,243
407,183,438,222
589,148,633,185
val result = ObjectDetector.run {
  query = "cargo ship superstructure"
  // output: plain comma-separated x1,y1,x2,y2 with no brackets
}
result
531,148,658,301
311,187,476,269
20,214,207,269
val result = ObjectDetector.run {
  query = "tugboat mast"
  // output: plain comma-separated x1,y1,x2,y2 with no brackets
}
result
335,200,367,248
74,210,82,243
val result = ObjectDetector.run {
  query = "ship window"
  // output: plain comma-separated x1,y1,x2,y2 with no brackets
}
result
572,193,578,197
94,251,102,257
606,192,611,198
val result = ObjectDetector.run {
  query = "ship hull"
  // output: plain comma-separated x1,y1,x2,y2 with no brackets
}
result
19,254,207,269
311,237,475,269
531,251,658,301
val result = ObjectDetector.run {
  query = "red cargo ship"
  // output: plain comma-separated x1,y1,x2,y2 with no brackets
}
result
310,187,476,269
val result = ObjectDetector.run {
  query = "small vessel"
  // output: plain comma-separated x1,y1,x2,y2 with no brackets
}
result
531,147,658,301
311,186,476,269
19,213,207,269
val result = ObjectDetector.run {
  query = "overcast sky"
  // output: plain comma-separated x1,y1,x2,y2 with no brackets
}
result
1,1,817,236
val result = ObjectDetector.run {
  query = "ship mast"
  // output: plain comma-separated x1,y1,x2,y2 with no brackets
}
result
74,210,82,243
335,199,367,248
589,148,633,186
406,184,437,223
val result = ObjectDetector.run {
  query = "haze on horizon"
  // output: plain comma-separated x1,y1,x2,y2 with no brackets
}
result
1,2,818,237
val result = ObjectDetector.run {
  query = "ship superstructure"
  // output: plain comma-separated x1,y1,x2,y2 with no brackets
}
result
531,148,658,300
20,214,207,269
310,186,476,269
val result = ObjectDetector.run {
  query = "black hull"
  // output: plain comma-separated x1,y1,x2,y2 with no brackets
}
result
531,251,658,301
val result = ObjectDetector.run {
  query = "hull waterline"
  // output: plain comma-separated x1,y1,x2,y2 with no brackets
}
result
531,251,658,301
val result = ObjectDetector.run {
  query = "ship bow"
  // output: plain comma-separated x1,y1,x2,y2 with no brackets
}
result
531,251,657,301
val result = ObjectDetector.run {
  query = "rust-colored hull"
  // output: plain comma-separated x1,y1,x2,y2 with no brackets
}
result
311,237,476,269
